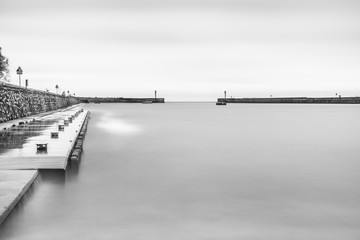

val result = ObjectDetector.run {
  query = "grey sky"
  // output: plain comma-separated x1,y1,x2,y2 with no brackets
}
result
1,0,360,100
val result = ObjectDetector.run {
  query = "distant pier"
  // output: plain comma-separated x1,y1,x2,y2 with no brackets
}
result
217,97,360,104
78,97,165,103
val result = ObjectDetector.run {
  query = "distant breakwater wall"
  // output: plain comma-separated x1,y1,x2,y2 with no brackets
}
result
218,97,360,104
0,82,80,123
78,97,165,103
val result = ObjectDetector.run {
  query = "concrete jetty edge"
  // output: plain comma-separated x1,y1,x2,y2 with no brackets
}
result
0,170,39,226
64,110,90,168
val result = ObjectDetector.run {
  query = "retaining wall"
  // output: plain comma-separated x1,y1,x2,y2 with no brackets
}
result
0,82,79,123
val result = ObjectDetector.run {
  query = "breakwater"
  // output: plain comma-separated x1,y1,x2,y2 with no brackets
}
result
78,97,165,103
0,82,80,123
218,97,360,104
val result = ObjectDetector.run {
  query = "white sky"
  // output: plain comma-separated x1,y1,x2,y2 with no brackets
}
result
1,0,360,101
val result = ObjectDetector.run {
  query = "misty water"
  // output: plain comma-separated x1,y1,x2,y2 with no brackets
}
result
1,103,360,239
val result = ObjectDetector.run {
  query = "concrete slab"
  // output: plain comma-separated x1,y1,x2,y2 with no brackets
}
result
0,107,88,170
0,170,39,225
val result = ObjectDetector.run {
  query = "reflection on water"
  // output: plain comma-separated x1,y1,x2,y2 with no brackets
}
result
39,170,66,184
1,103,360,240
65,156,81,181
96,113,141,135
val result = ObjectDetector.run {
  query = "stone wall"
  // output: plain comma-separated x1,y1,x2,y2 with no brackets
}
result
0,82,79,123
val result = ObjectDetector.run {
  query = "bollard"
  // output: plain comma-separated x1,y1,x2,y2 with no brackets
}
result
36,143,48,153
51,132,59,138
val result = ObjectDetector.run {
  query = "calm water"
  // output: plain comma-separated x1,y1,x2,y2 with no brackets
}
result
1,103,360,240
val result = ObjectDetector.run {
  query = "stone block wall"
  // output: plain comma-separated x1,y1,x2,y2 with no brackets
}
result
0,82,79,123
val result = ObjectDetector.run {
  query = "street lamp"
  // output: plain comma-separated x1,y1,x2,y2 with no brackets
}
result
16,66,23,87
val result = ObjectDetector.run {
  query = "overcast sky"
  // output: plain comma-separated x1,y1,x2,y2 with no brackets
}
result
1,0,360,101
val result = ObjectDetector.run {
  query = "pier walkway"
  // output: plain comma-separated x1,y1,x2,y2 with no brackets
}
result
0,105,88,170
0,104,89,225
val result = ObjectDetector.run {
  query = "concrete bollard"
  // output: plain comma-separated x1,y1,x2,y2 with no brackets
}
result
51,132,59,138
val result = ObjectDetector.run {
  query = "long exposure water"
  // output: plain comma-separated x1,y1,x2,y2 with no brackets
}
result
1,103,360,239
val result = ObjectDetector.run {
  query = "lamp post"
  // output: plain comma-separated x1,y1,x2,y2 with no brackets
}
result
16,66,23,87
55,84,59,94
155,90,157,99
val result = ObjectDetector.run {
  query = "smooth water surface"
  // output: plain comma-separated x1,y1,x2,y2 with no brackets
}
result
1,103,360,239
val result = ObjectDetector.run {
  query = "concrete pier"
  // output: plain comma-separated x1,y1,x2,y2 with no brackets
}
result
0,105,90,225
0,170,38,225
0,106,89,170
